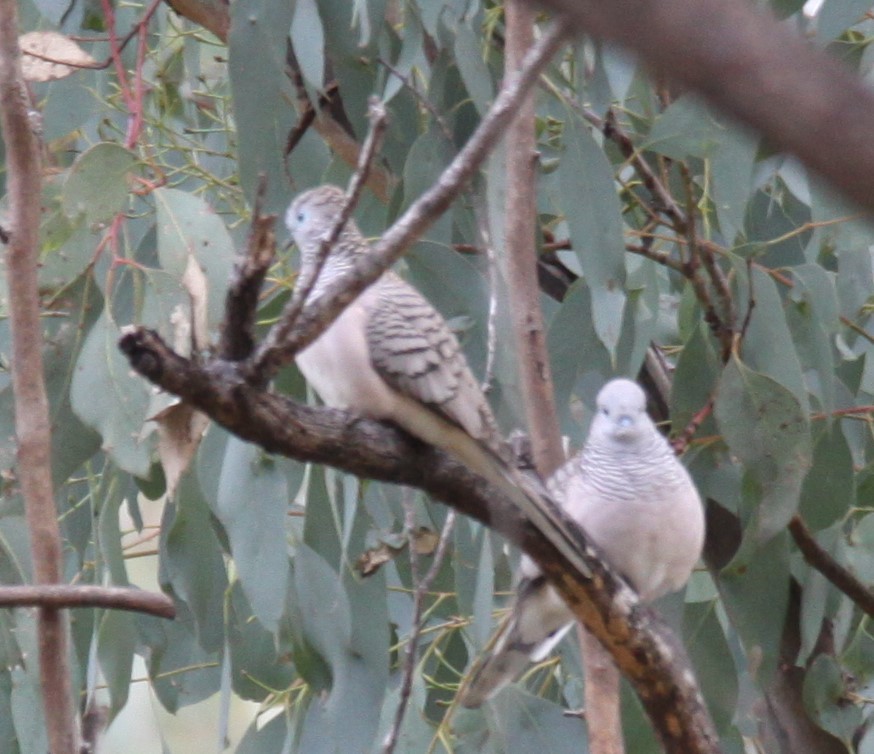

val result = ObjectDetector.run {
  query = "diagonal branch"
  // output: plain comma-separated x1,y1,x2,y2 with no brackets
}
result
788,515,874,619
118,326,719,754
249,22,570,383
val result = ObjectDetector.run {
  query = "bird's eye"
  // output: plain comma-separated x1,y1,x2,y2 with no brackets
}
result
600,407,609,416
296,211,305,223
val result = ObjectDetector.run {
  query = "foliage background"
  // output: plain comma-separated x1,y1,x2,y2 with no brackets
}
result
2,0,874,752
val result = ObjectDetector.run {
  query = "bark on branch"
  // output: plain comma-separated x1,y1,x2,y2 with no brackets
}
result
118,326,719,754
0,585,176,619
0,3,77,752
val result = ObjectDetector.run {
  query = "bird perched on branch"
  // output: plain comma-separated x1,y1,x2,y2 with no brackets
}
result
284,185,582,564
460,378,705,707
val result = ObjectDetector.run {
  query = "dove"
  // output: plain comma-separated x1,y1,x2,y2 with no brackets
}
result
285,185,584,567
460,377,705,707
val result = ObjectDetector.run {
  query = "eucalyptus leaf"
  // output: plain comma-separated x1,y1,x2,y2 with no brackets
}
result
61,143,137,224
714,357,812,541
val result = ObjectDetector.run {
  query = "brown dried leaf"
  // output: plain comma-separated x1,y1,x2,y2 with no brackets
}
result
20,31,97,82
181,255,209,350
356,542,401,577
152,402,210,500
411,526,439,556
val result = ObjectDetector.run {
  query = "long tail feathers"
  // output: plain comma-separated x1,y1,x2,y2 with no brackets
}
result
460,576,574,708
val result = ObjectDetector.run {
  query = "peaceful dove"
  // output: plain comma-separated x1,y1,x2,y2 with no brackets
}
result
285,185,581,564
460,378,705,707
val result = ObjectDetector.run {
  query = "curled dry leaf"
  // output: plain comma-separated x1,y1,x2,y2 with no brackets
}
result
356,526,440,577
181,255,209,351
19,31,97,82
152,402,210,500
356,542,401,577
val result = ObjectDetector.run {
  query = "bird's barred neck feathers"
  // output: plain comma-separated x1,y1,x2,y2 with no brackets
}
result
286,184,368,262
286,185,372,299
588,378,655,447
579,378,686,491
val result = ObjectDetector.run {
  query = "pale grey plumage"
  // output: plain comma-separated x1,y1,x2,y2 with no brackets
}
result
460,378,705,708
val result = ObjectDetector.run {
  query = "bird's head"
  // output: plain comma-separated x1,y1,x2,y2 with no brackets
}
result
590,378,653,446
285,184,353,260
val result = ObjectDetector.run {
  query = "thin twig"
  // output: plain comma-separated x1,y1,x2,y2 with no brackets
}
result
625,242,685,273
0,585,176,618
476,210,500,394
284,47,391,201
378,58,454,143
599,107,686,230
736,258,756,351
383,506,457,754
250,99,388,384
251,22,569,382
672,395,715,455
789,516,874,618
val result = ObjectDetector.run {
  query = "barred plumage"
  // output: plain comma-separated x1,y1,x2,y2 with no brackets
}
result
460,378,705,707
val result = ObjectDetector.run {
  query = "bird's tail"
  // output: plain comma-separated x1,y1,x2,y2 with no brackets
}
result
459,576,574,708
440,424,592,585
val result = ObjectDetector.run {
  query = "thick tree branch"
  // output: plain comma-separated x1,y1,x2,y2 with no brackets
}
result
119,326,719,754
0,586,176,619
533,0,874,214
0,4,77,753
250,22,570,381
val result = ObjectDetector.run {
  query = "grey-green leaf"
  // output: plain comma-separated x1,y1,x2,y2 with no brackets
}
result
714,357,812,541
62,143,137,224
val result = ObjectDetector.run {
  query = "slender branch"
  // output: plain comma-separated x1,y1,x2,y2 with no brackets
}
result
477,211,500,394
503,3,564,477
284,46,392,202
0,585,176,619
250,100,389,382
624,242,684,273
514,7,621,754
383,508,457,754
378,58,454,142
250,22,570,382
594,107,686,230
672,395,715,455
0,3,77,751
118,326,720,754
788,516,874,619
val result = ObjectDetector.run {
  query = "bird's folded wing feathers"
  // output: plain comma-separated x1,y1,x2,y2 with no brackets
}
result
459,575,575,708
367,273,501,447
